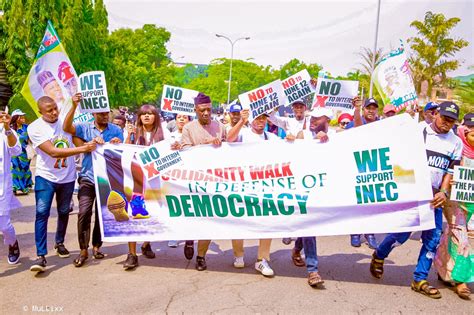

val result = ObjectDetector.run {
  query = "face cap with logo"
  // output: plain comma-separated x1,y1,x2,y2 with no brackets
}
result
438,101,459,121
229,103,243,113
364,98,379,108
463,113,474,127
424,102,439,112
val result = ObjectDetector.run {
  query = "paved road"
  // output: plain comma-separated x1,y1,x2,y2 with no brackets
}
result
0,192,472,314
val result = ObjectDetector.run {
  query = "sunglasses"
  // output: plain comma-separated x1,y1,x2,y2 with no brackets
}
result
340,121,350,126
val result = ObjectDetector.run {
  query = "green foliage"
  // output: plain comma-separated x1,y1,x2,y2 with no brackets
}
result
278,58,322,79
454,78,474,115
408,11,469,95
184,58,278,105
106,24,174,109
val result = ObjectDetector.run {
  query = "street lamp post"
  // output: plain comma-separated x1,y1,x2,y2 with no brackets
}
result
369,0,382,98
216,34,250,106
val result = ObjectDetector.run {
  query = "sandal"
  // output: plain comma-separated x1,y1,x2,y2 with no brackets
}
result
369,252,384,279
411,280,442,299
308,272,324,287
291,249,305,267
92,249,105,260
455,284,471,300
73,255,88,268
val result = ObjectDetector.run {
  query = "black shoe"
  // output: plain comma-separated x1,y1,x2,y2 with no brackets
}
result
8,240,20,265
30,256,47,272
184,240,194,260
124,253,138,270
140,243,155,259
196,256,207,271
54,243,70,258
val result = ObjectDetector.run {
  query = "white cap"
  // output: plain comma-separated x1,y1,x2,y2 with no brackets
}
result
309,107,333,119
11,109,26,117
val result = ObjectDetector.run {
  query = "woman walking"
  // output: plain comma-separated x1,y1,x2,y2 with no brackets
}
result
10,109,33,195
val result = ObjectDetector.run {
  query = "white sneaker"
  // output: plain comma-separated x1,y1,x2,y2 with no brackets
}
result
233,256,245,268
255,259,274,277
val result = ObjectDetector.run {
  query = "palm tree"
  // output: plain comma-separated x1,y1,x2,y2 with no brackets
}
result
356,47,384,75
408,11,469,96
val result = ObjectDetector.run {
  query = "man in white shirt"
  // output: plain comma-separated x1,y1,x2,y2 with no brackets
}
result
0,109,22,265
296,107,335,142
28,96,96,273
268,100,310,140
227,110,279,277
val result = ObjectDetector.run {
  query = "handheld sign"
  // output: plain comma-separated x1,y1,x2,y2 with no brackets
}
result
238,79,288,122
79,71,109,113
313,78,358,111
161,85,199,115
282,69,315,103
450,166,474,203
137,141,185,181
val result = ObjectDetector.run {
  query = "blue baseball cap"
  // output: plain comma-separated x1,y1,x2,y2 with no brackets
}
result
424,102,439,112
364,98,378,107
229,103,243,113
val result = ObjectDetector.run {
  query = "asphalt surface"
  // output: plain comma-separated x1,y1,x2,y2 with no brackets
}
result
0,191,473,314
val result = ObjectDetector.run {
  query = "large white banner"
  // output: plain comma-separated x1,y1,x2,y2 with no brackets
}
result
93,114,434,242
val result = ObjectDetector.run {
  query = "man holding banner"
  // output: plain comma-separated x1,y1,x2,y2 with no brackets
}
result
63,93,123,267
346,96,378,249
28,96,97,273
370,102,463,299
268,100,310,140
227,110,279,276
181,92,227,270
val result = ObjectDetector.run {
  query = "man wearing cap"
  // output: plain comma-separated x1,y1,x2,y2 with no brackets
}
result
226,103,246,141
420,102,439,128
0,109,22,266
370,101,463,299
181,92,227,270
268,100,310,140
227,110,279,277
297,107,335,142
28,96,97,273
346,96,378,249
63,93,123,267
383,104,396,119
348,97,379,128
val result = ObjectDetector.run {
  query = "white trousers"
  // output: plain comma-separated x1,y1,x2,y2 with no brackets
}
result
0,215,16,246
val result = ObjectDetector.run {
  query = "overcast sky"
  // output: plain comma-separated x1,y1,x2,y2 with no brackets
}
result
104,0,473,77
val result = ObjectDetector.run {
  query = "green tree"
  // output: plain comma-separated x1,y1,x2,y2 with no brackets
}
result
106,24,174,108
408,11,469,96
185,58,278,105
454,78,474,115
356,47,384,76
278,58,323,79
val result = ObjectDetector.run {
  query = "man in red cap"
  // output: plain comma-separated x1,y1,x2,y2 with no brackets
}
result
181,92,227,271
383,104,397,119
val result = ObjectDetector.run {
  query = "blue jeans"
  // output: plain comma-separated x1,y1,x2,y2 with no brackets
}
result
296,237,319,273
34,176,75,256
375,207,443,282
